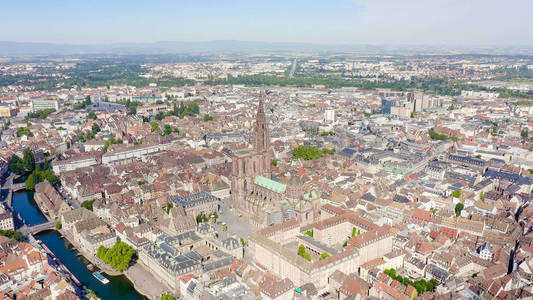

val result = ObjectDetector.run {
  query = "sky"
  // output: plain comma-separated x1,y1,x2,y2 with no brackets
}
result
1,0,532,46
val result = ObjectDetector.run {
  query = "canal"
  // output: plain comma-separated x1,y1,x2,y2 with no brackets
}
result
12,191,145,300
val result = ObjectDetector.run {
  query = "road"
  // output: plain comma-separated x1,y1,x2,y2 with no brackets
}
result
0,173,15,208
57,186,80,209
288,58,297,78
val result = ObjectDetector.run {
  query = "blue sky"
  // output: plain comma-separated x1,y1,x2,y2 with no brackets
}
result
1,0,531,46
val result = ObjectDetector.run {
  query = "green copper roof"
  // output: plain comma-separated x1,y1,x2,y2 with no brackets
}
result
254,175,286,194
235,150,250,155
303,191,318,200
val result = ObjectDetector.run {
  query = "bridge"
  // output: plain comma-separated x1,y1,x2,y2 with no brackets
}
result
11,183,26,192
19,219,58,236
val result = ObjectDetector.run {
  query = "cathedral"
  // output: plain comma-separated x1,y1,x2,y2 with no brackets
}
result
231,94,320,228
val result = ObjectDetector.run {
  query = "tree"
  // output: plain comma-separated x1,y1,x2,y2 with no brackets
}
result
297,244,311,261
87,111,97,120
196,213,208,223
305,230,313,237
86,131,95,140
96,241,135,272
155,112,165,121
104,137,122,151
428,130,449,141
352,227,356,237
292,145,332,160
91,123,100,134
521,129,529,137
451,190,462,198
25,173,38,190
81,199,96,211
203,114,213,121
164,203,174,214
0,230,24,242
455,203,464,217
17,127,33,137
320,252,330,260
8,155,25,175
25,171,59,190
149,121,159,132
427,278,439,291
413,280,427,294
162,124,172,136
479,192,484,200
56,221,62,230
271,159,277,166
161,294,176,300
22,148,35,172
28,108,56,119
2,120,10,130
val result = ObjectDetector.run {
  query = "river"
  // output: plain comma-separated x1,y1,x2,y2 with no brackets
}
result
12,191,145,300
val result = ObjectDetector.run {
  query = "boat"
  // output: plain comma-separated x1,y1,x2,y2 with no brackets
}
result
87,264,94,271
92,272,109,284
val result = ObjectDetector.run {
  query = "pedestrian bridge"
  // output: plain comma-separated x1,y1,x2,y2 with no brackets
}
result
20,219,58,236
12,183,26,192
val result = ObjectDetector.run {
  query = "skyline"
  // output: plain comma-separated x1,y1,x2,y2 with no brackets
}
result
1,0,532,47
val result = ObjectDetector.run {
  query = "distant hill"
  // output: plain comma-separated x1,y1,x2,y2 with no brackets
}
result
0,40,531,56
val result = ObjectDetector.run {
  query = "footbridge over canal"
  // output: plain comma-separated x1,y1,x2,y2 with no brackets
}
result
19,219,58,236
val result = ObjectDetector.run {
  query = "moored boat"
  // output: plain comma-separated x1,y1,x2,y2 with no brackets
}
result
92,272,109,284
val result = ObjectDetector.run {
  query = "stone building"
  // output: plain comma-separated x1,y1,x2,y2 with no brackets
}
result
171,191,219,217
34,180,71,220
231,95,320,228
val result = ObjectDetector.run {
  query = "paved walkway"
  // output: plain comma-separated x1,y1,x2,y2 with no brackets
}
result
126,263,170,300
217,197,256,240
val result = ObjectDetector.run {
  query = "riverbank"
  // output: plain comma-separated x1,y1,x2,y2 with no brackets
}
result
59,229,122,276
125,263,169,300
57,214,167,299
12,191,145,300
61,229,166,299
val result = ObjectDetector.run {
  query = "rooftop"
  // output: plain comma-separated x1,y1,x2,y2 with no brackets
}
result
254,175,286,194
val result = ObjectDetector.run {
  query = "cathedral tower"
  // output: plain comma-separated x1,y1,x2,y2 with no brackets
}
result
231,93,272,212
253,95,270,154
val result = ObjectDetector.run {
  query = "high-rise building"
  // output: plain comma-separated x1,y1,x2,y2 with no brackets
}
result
324,109,336,123
381,99,396,114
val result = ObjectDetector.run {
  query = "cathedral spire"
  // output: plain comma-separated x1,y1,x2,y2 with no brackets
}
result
256,92,265,122
253,92,270,153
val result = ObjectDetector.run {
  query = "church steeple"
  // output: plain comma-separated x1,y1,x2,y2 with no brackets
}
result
253,93,270,153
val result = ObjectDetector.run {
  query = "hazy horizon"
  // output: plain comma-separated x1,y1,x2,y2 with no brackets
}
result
1,0,532,47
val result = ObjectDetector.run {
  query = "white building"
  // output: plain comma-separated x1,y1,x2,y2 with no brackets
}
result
479,242,494,261
324,109,336,123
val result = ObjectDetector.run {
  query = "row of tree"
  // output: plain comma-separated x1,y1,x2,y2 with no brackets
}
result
205,73,533,99
383,268,439,295
152,102,200,120
0,230,24,242
27,108,56,119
